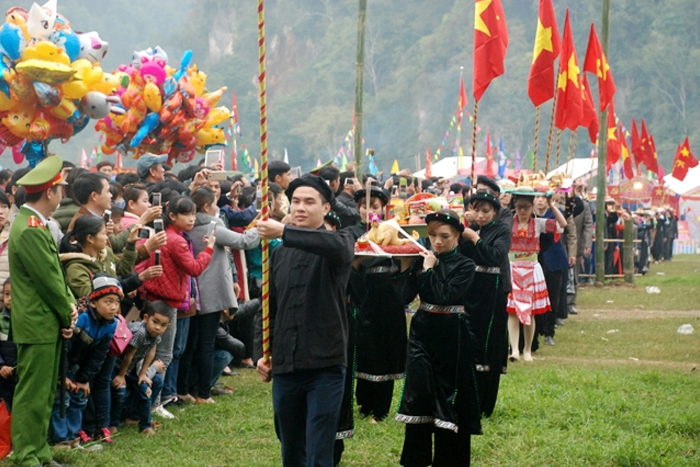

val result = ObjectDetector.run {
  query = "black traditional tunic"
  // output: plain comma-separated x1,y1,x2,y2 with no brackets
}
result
349,258,411,382
460,220,511,417
396,248,481,435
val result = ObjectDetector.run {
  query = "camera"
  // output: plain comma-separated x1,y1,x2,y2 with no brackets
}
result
103,210,111,224
154,219,164,233
138,228,150,239
344,178,354,187
154,249,161,266
152,192,162,207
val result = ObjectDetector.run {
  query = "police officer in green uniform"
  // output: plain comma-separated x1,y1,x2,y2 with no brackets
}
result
9,156,77,467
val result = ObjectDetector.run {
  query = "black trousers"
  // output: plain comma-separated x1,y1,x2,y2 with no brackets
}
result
400,424,471,467
476,369,501,418
356,379,394,421
538,264,563,338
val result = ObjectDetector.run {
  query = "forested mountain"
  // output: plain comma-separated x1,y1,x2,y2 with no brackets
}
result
4,0,698,174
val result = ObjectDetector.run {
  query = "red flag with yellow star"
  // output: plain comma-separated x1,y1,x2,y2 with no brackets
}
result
583,24,616,112
457,76,468,125
485,131,495,177
620,123,634,179
606,102,621,171
554,10,583,131
630,117,645,171
473,0,509,102
671,137,698,181
527,0,560,107
640,119,655,171
580,73,598,143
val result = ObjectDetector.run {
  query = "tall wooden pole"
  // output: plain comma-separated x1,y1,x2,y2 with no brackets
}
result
257,0,271,364
595,0,611,283
353,0,367,180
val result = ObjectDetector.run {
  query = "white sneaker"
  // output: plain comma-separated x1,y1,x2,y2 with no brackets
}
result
153,405,176,419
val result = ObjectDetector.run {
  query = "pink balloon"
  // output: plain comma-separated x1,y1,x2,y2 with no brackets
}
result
12,143,25,165
0,143,6,156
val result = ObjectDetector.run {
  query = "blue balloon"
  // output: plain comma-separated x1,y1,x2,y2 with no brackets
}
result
173,50,193,82
22,141,46,168
50,29,81,63
0,24,26,62
130,112,160,148
72,114,90,136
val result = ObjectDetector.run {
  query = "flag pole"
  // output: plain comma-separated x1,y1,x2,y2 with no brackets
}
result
533,106,540,172
471,101,478,187
567,130,578,164
257,0,271,365
595,0,611,284
554,129,562,171
545,91,558,173
353,0,368,180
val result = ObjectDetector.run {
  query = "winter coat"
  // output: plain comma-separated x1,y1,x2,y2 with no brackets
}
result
60,243,138,299
0,221,11,285
140,225,213,307
53,197,80,233
68,305,117,384
190,213,259,313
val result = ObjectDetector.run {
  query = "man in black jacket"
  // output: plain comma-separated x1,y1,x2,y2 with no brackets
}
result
256,174,355,467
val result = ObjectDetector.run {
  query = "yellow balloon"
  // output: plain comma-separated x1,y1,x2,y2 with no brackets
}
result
90,72,120,95
0,92,18,111
195,127,225,146
22,42,71,66
50,97,79,121
188,65,207,96
143,82,162,113
204,106,231,128
62,59,93,99
1,104,36,139
202,86,227,106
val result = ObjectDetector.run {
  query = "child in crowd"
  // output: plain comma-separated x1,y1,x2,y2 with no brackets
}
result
110,300,171,436
49,275,120,449
139,196,215,411
0,278,16,412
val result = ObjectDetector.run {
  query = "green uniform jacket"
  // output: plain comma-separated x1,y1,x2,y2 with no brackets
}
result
9,206,76,344
60,242,137,299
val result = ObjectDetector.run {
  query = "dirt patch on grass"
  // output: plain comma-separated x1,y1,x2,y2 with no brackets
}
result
576,308,700,320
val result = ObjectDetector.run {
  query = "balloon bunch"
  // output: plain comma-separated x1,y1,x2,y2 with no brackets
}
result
95,47,230,164
0,0,122,166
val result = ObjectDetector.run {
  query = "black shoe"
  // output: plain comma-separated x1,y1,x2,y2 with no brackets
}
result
556,318,566,326
545,336,555,346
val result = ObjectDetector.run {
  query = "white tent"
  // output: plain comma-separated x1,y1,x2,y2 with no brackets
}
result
546,158,599,181
413,156,485,179
663,165,700,196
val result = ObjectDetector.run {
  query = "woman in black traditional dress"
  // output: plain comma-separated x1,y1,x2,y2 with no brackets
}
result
348,187,414,422
397,210,480,467
460,190,511,417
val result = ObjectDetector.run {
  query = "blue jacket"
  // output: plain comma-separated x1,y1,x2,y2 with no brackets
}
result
538,208,569,272
68,306,117,384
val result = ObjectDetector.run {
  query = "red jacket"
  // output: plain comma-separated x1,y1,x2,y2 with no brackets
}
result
141,226,213,307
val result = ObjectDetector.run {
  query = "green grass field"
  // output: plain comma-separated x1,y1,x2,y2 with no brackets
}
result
4,257,700,466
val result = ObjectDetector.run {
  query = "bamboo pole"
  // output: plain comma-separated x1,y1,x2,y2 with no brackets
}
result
555,129,562,168
595,0,611,284
471,101,479,187
533,106,540,172
257,0,271,365
353,0,367,180
545,92,558,173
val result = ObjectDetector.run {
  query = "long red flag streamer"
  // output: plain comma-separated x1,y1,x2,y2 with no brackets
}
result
258,0,271,365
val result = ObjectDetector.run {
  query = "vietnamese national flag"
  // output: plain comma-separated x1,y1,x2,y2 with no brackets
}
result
671,137,699,181
527,0,561,107
640,119,654,171
606,102,621,171
620,123,634,179
486,131,495,177
457,77,468,125
580,73,598,144
647,134,661,176
473,0,509,102
554,10,583,131
583,24,616,112
630,117,644,171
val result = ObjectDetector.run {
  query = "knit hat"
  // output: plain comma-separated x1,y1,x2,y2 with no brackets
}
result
285,174,334,204
91,274,124,301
